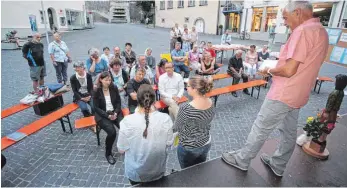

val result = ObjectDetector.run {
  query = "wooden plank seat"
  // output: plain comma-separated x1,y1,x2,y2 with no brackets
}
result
1,93,64,119
154,96,188,109
212,73,232,81
206,80,267,107
1,103,79,151
314,76,333,94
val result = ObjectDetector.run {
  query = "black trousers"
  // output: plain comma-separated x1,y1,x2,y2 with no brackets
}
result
98,116,121,156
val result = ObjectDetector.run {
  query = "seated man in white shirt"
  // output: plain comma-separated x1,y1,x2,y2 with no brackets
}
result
158,62,184,126
130,55,154,84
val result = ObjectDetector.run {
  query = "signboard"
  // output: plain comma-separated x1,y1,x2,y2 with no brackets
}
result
328,28,342,45
324,28,347,67
29,15,38,32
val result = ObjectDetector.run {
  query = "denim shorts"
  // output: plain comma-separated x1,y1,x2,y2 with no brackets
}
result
177,142,211,169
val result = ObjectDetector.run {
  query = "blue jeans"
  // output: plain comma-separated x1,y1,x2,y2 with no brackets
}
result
177,142,211,169
174,62,190,78
76,99,93,116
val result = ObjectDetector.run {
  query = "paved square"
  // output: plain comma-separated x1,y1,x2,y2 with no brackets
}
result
1,23,346,187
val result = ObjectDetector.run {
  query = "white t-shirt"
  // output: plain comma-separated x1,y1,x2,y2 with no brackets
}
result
101,53,115,65
105,95,114,112
117,111,174,182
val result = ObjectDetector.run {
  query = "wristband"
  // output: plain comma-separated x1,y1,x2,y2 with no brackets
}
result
267,68,273,77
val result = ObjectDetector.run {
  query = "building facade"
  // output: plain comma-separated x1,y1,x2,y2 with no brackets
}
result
110,0,130,23
227,0,347,43
155,0,224,34
1,1,88,39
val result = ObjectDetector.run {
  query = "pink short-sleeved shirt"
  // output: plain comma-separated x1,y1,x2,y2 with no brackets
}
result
267,18,329,108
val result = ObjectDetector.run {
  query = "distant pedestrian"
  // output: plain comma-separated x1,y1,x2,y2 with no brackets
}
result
182,28,191,53
170,27,178,52
22,33,46,92
268,23,277,50
190,26,198,49
48,32,72,84
222,1,329,177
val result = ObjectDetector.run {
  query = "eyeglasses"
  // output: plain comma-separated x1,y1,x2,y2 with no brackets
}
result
165,67,173,69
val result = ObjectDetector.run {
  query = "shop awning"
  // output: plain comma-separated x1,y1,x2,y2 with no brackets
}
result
223,3,243,14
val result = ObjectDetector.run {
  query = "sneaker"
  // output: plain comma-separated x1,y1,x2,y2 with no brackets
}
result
221,152,248,171
260,153,283,177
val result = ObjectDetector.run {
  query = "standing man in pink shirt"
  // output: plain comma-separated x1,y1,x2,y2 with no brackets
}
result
222,1,328,177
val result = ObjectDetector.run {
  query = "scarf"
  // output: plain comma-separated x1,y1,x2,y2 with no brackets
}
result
111,69,124,88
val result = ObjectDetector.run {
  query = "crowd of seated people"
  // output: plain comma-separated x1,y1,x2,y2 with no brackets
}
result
69,41,270,185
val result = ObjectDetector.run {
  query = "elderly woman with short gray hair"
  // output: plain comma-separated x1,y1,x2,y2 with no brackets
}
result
86,48,109,83
70,61,94,117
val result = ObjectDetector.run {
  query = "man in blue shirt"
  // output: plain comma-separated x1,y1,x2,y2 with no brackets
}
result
171,42,190,78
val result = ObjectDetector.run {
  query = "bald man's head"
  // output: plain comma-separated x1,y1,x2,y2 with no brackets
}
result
32,33,41,42
282,1,313,30
114,47,121,56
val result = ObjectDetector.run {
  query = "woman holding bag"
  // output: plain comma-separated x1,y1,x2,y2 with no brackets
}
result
48,32,72,85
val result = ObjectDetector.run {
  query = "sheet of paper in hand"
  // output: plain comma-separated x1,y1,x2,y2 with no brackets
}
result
259,60,278,71
7,132,27,141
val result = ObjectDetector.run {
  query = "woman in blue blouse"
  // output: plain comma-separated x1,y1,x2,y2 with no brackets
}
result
86,48,109,85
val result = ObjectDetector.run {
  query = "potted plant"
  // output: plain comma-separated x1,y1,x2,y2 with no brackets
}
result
302,111,328,152
218,25,223,35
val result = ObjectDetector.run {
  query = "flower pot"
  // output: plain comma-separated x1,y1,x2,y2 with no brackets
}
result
318,132,328,142
309,138,326,153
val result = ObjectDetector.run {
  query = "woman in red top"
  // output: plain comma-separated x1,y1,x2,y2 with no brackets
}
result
205,42,216,58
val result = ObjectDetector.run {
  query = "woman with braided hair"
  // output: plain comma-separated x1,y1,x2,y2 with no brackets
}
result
176,75,216,168
117,84,174,185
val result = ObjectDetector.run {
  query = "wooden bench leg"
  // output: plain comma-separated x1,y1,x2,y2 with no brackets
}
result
314,80,319,92
317,81,324,94
257,86,261,99
214,96,219,107
251,87,254,97
96,123,101,146
59,115,73,134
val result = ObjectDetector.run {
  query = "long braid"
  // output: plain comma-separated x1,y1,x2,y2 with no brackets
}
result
142,93,151,138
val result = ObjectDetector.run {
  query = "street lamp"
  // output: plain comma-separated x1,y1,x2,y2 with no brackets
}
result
40,0,50,46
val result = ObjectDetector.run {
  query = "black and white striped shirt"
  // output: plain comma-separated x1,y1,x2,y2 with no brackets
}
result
175,103,215,149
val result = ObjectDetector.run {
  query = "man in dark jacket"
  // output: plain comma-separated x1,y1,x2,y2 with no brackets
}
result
22,33,46,92
227,50,250,97
70,61,93,117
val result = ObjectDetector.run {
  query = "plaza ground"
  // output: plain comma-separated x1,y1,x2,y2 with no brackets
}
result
1,23,346,187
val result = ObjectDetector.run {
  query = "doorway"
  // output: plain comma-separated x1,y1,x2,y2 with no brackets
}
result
47,8,58,31
195,18,205,33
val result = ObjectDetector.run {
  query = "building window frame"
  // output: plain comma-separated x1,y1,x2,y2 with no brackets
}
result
199,0,208,6
160,0,165,10
39,10,45,24
185,17,189,23
162,18,165,23
167,0,173,9
188,0,195,7
178,0,184,8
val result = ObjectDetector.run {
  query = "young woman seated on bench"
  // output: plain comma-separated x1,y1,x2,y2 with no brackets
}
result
197,51,220,76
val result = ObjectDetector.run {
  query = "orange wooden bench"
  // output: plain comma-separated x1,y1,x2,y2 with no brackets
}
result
75,108,131,146
154,96,188,109
1,103,79,150
212,73,231,81
206,80,267,107
1,93,64,119
314,76,333,94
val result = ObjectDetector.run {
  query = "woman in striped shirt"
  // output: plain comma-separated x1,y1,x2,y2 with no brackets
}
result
175,76,215,169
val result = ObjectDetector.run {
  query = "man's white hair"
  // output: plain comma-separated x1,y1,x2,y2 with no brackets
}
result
235,50,243,55
284,1,313,12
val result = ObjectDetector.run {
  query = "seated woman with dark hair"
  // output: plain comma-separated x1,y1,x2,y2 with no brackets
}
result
198,51,220,75
117,84,173,185
93,71,123,165
155,58,168,83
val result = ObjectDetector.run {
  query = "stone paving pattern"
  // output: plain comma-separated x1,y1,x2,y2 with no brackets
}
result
1,23,346,187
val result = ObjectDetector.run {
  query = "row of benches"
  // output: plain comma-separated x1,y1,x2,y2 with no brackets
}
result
1,73,333,150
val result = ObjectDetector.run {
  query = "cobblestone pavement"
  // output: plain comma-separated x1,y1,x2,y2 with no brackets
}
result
1,23,346,187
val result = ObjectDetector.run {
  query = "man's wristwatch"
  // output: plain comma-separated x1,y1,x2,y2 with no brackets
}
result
267,69,273,77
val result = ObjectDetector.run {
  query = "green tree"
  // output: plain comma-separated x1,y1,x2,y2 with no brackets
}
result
136,1,154,16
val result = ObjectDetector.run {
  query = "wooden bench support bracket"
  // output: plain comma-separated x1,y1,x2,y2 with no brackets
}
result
214,96,219,107
251,86,261,99
59,115,73,134
314,80,324,94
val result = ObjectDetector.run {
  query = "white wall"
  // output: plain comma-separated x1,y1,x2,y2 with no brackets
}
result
155,0,219,34
1,1,85,33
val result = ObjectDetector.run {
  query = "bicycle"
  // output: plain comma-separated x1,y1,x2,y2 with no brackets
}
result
239,31,250,40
